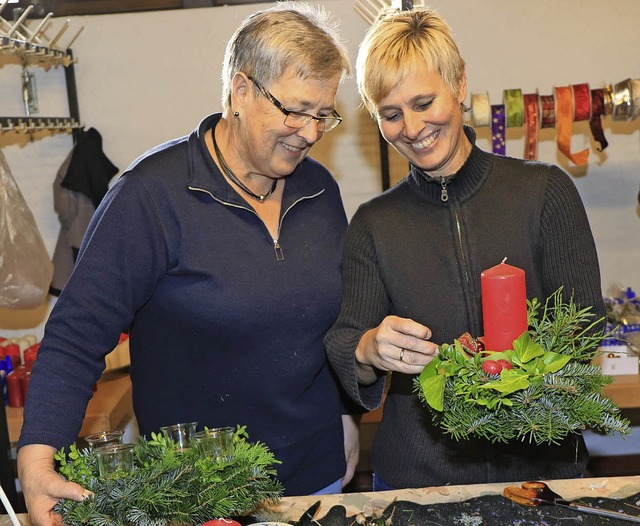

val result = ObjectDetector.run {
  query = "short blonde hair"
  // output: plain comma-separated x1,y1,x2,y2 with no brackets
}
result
356,7,465,115
221,1,351,112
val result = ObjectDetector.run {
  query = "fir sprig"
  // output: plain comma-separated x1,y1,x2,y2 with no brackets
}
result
414,288,631,445
53,426,282,526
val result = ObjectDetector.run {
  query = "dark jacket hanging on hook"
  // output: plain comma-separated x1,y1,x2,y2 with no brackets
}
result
51,128,119,295
61,127,119,208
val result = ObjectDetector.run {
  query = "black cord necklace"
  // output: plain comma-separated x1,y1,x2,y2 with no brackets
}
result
212,127,277,203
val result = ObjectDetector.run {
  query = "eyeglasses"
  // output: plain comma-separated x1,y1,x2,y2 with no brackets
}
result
246,75,342,133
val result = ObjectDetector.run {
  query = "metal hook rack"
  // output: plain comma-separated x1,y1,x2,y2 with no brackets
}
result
0,0,83,138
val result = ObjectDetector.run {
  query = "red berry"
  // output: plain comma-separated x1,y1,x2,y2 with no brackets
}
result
497,359,512,370
202,520,242,526
482,360,502,375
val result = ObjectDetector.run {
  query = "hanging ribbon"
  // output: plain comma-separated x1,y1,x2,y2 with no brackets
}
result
491,104,506,155
523,93,539,160
572,83,591,121
504,89,524,127
471,92,491,127
539,94,556,129
555,86,589,166
589,89,608,151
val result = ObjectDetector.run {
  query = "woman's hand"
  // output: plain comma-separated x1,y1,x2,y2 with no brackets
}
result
341,414,360,488
18,444,91,526
355,315,439,384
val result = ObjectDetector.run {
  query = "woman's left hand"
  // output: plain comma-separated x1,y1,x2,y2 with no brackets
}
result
341,414,360,488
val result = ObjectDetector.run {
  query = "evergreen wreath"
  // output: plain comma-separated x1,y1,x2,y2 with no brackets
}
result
53,426,282,526
414,288,631,445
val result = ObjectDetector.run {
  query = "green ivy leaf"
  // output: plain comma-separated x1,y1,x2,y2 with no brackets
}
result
512,332,544,364
540,351,571,373
480,368,530,394
419,359,446,411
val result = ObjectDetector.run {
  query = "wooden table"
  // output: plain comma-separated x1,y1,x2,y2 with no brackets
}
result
5,371,133,444
274,475,640,521
2,476,638,526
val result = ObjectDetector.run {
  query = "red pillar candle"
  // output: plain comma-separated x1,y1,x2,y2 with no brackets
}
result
6,370,24,408
481,260,528,351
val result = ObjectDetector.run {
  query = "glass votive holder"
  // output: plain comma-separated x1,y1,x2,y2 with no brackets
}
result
85,429,124,451
193,426,234,462
160,422,198,451
95,443,135,478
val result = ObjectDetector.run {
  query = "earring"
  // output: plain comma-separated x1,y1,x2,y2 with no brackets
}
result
233,111,240,118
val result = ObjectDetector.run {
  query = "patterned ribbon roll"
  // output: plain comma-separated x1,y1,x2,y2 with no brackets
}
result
539,94,555,128
491,104,506,155
504,89,524,127
589,88,608,151
611,78,633,121
572,83,591,121
555,85,589,166
471,92,491,127
523,93,539,160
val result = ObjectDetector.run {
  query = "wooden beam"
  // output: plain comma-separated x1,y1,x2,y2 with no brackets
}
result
49,0,181,16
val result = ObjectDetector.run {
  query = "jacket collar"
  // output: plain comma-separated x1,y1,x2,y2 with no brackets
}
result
408,125,494,204
187,113,325,208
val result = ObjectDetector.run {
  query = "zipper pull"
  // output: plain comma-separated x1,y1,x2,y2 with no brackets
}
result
273,241,284,261
440,178,449,202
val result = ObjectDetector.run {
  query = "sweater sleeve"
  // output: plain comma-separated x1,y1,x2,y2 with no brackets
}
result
540,167,606,321
325,207,389,411
18,173,168,450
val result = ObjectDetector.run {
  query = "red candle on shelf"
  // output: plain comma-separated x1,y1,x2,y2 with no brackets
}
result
3,343,21,368
481,259,528,351
6,370,24,407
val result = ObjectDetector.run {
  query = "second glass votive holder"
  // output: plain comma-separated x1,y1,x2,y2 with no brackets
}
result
85,429,124,450
160,422,198,451
95,443,135,478
193,427,234,462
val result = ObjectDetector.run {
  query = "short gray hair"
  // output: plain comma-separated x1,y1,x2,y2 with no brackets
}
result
221,1,351,112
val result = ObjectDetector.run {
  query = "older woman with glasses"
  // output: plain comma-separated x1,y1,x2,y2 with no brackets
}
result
18,3,356,525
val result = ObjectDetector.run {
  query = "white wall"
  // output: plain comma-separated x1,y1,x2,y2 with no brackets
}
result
1,0,639,338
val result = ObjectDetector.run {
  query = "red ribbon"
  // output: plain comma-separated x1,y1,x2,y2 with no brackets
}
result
523,93,539,160
589,88,608,151
572,83,591,121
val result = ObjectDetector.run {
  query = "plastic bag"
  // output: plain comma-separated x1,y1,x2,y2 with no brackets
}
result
0,149,53,309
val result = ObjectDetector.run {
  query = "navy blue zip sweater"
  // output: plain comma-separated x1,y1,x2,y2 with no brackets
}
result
20,113,348,496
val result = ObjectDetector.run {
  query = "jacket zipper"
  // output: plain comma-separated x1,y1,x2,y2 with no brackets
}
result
188,186,323,261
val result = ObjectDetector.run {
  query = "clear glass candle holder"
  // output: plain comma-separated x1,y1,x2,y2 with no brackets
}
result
160,422,198,451
95,443,135,478
85,429,124,450
193,426,234,462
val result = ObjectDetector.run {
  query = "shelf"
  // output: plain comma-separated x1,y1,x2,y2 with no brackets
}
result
1,35,74,68
0,115,82,134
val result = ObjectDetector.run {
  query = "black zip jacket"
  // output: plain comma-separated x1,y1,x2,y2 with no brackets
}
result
325,126,605,488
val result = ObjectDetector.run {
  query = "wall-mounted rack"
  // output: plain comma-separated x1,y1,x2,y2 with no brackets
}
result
0,0,83,137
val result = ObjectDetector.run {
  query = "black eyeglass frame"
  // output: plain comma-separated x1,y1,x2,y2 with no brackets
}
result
246,74,342,132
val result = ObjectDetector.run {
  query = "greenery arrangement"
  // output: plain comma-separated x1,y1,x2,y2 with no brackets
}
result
53,426,282,526
415,288,631,445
